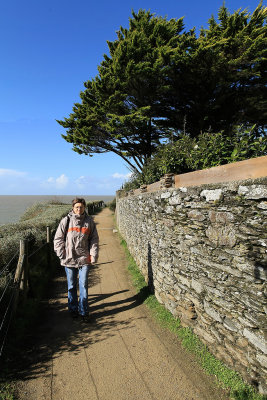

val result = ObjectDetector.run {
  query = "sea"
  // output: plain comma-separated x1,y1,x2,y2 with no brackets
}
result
0,195,115,225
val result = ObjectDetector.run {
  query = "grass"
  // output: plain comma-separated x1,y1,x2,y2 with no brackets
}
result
120,238,266,400
0,383,15,400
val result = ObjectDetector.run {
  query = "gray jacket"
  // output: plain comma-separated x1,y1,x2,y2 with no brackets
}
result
54,211,99,267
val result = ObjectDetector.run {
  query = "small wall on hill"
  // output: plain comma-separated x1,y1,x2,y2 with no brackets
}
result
116,172,267,394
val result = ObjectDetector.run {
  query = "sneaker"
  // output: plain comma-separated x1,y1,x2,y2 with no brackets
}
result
70,311,79,319
81,314,90,323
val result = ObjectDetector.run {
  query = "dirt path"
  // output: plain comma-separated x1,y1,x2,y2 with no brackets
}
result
14,208,229,400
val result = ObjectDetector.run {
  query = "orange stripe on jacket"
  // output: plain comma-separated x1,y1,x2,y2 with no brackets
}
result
67,227,91,235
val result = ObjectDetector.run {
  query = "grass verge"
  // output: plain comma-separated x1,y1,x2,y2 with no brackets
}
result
0,383,15,400
120,238,266,400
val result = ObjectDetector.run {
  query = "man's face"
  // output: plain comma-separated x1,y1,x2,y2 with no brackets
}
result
73,202,85,215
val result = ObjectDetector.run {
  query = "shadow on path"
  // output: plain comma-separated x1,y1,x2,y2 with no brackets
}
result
4,260,149,383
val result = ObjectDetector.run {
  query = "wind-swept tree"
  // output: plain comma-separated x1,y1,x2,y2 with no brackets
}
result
57,10,190,173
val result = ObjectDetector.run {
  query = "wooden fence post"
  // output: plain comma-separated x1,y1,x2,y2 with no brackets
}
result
13,239,28,309
46,226,51,267
47,226,51,244
20,240,28,301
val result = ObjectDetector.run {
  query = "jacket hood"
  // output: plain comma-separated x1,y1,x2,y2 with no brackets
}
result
68,210,88,217
68,210,88,222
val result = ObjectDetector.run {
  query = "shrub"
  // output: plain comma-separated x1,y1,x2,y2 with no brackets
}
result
107,198,116,212
87,201,104,215
189,125,267,170
0,203,70,269
123,125,267,190
19,203,49,221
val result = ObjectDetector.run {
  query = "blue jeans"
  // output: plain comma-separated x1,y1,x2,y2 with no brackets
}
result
65,265,90,316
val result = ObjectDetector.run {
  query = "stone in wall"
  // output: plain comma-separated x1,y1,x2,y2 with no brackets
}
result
238,185,267,199
243,329,267,354
200,188,223,202
206,225,237,247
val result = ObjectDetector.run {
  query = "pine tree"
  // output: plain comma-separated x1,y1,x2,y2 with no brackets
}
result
57,10,187,173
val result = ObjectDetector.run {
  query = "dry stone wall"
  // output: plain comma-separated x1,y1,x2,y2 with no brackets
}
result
116,177,267,394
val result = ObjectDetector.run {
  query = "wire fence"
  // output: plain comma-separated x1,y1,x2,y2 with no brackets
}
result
0,227,52,359
0,251,19,278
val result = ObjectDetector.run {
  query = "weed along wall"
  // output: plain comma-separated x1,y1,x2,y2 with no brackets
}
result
116,156,267,395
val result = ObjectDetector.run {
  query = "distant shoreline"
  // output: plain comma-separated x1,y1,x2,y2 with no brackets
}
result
0,195,115,225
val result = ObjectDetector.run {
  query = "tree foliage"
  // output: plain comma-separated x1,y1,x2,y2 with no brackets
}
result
58,10,186,173
57,4,267,173
166,2,267,136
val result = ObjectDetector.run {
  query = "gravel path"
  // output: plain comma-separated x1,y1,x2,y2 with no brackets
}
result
14,208,229,400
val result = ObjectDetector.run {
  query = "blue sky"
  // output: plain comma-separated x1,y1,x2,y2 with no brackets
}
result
0,0,263,195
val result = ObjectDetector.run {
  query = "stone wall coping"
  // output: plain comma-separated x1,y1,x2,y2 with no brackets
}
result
174,155,267,188
118,156,267,198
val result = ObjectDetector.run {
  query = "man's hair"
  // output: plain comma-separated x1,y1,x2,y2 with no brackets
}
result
72,198,86,207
